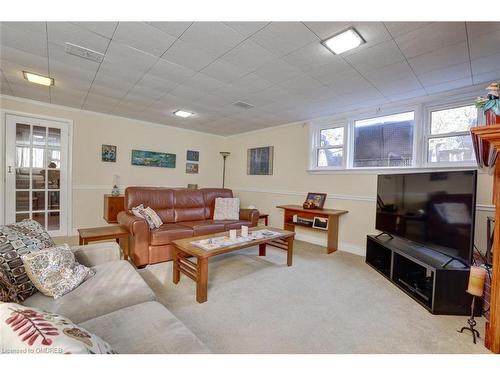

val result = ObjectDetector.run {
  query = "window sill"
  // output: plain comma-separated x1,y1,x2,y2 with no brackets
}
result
307,164,481,175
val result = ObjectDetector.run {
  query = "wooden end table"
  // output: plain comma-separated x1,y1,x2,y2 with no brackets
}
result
77,225,130,260
259,213,269,226
172,226,295,303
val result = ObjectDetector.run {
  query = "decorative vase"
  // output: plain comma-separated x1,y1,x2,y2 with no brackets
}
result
111,185,120,197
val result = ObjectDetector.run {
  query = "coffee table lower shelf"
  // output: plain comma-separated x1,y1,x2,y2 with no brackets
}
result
172,226,295,303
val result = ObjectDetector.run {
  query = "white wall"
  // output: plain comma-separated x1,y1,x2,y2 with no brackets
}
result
0,96,226,233
224,121,494,256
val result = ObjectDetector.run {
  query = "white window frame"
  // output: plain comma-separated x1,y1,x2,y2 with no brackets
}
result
309,122,347,170
423,99,479,168
347,105,420,170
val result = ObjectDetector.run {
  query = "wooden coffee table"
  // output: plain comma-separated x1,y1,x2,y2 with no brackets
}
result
77,225,130,260
172,226,295,303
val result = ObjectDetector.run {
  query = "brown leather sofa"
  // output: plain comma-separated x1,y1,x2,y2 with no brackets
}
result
117,187,260,267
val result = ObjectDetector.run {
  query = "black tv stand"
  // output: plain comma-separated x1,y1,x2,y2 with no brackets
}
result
375,231,394,240
366,235,479,315
441,256,469,269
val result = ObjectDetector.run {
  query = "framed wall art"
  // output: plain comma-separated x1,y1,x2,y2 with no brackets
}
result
131,149,176,168
247,146,273,175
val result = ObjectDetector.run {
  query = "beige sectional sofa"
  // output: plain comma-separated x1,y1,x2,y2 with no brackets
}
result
21,242,209,354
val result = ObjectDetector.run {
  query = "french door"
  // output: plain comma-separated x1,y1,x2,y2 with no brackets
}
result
5,114,70,236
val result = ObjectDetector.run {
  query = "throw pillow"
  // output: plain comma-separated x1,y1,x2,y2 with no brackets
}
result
131,204,162,229
22,244,96,299
213,197,240,220
0,303,117,354
0,268,20,303
0,220,55,301
143,206,163,228
131,204,145,219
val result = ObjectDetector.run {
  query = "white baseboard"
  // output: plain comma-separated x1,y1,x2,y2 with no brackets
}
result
294,232,365,257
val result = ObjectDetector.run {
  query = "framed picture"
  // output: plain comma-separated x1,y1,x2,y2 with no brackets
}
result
303,192,327,209
186,162,199,174
187,150,199,162
131,149,176,168
187,184,198,189
312,217,329,230
101,144,116,162
247,146,274,175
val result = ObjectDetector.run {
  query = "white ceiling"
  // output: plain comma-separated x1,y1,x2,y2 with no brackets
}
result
1,22,499,135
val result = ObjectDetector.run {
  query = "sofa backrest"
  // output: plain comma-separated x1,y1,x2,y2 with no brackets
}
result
125,187,175,223
124,187,235,223
200,188,233,219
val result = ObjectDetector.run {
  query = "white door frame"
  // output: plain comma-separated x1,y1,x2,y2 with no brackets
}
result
1,109,73,236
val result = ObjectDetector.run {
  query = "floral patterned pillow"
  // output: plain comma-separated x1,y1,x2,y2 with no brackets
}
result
0,303,117,354
213,198,240,220
21,244,95,299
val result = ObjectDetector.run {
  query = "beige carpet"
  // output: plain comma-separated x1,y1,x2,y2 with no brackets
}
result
138,240,490,354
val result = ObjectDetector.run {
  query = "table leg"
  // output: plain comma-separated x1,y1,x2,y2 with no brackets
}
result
196,257,208,303
259,243,267,256
79,237,84,245
119,237,129,261
326,215,339,254
287,237,294,267
265,216,269,226
173,248,180,284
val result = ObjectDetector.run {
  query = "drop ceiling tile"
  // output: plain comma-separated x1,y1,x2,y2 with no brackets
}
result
302,22,351,39
376,76,423,96
103,41,157,73
47,22,110,53
282,41,339,72
125,85,168,103
0,23,48,57
230,73,274,93
473,69,500,85
417,62,471,87
220,39,276,72
250,22,318,57
408,42,469,75
180,73,226,94
113,22,177,57
8,82,50,102
324,71,375,96
386,88,428,102
424,77,473,94
168,84,205,102
145,22,193,38
253,59,303,84
308,61,359,86
179,22,246,56
74,22,118,38
344,40,405,73
135,73,178,94
95,63,144,86
384,22,432,38
161,39,220,71
50,87,87,108
224,22,269,37
83,92,121,109
200,60,250,83
395,22,466,59
471,52,500,75
48,42,100,73
469,29,500,59
82,101,117,114
0,47,49,75
277,74,324,95
466,22,500,37
147,59,196,84
363,61,417,86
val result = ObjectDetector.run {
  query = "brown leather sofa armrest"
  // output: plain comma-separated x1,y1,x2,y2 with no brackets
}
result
239,208,260,227
117,211,150,267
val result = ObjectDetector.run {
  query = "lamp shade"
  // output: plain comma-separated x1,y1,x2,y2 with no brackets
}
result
466,266,487,297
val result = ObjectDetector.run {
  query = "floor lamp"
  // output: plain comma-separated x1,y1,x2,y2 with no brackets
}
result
220,152,230,188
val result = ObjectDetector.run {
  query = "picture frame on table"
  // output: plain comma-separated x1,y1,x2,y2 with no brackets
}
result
312,217,329,230
303,192,327,209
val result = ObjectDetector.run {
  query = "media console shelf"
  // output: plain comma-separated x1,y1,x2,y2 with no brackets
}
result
366,235,477,315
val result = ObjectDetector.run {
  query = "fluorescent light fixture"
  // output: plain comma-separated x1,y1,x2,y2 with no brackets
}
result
321,28,365,55
23,71,54,86
173,110,194,118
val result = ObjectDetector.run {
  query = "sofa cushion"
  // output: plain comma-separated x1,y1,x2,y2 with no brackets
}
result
22,260,156,324
80,301,209,354
179,220,226,236
150,224,194,246
219,220,252,230
173,190,206,222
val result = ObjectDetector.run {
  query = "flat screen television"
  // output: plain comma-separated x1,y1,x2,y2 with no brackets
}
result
376,170,477,264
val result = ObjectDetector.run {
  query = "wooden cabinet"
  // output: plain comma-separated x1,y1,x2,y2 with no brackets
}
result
104,194,125,224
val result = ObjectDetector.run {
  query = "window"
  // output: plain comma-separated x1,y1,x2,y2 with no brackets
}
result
426,104,477,164
312,125,345,168
353,111,415,168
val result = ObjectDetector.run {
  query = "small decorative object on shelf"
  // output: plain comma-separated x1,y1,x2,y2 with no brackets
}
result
302,192,327,209
473,83,500,168
111,175,120,196
458,266,487,344
312,217,329,230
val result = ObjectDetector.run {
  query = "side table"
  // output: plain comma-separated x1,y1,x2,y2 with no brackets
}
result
78,225,130,261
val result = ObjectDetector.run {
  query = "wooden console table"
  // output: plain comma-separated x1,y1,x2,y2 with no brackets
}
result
276,205,348,254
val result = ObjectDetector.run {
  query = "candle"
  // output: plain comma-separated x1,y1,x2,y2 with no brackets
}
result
466,266,487,297
229,229,237,239
241,226,249,237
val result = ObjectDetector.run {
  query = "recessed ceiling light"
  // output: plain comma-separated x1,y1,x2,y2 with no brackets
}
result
173,110,194,118
321,28,365,55
23,71,54,86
